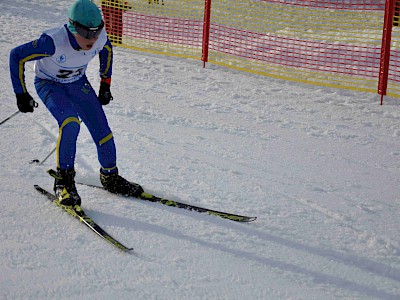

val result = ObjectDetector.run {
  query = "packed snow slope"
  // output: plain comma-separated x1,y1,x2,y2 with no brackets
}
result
1,0,400,299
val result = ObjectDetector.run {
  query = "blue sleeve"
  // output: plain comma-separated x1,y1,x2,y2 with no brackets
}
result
99,38,113,80
9,33,56,94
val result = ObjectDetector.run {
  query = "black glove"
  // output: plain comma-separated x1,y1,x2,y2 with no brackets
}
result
98,82,113,105
16,92,37,113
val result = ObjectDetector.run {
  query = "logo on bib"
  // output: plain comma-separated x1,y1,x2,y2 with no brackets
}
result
56,54,66,63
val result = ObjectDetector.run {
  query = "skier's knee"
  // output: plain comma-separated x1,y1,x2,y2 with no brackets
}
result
98,132,113,146
59,117,81,137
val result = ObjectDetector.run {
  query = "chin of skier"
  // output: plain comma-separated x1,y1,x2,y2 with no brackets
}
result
9,0,143,211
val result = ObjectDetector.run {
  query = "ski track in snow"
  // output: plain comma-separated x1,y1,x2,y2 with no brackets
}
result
1,1,400,299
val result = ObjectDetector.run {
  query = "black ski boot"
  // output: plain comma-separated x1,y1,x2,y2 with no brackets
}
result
48,168,82,207
100,168,144,197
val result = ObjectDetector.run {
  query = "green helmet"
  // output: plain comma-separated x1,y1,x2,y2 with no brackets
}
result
67,0,102,34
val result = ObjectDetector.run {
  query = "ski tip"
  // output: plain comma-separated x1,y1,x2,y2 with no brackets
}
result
238,216,257,222
119,246,134,252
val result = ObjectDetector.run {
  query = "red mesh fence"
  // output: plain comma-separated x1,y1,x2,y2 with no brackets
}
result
96,0,400,100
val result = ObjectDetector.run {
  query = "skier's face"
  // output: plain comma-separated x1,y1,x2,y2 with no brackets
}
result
74,33,98,50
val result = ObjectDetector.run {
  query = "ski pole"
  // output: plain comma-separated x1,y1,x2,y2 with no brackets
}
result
30,146,56,165
0,110,19,126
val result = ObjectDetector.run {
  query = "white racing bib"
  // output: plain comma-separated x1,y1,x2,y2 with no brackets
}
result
35,25,107,83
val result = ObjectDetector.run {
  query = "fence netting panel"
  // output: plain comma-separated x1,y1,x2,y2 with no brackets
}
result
207,0,385,93
387,1,400,97
97,0,204,60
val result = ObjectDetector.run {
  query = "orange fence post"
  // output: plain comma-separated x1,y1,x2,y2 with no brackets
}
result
379,0,395,104
202,0,212,68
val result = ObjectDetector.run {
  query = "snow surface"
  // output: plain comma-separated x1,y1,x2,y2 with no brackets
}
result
1,0,400,299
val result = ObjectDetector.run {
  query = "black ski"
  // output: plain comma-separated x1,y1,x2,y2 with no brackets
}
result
77,182,257,223
34,185,133,251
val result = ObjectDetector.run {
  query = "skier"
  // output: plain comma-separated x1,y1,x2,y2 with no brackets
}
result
9,0,143,210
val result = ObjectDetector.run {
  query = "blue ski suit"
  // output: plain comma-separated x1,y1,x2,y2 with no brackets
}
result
10,24,117,173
